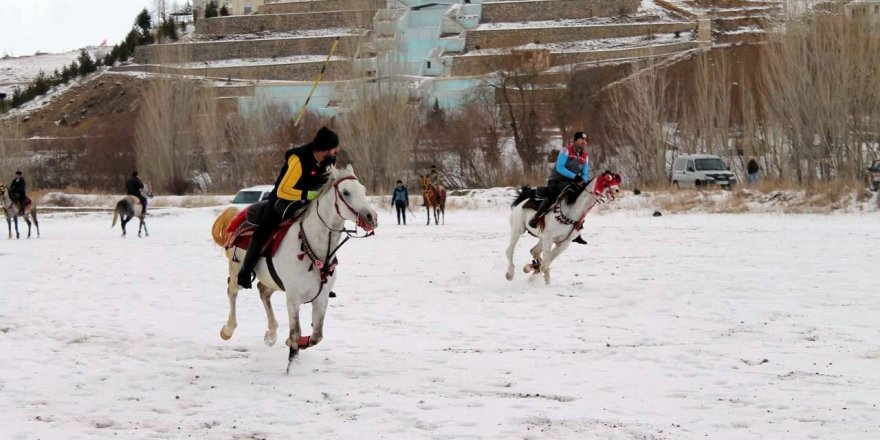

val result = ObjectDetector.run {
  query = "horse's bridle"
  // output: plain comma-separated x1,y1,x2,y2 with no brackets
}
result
287,175,374,303
550,172,620,243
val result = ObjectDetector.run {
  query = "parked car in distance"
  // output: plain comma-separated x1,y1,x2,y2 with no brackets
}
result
866,159,880,191
230,185,273,209
671,154,738,189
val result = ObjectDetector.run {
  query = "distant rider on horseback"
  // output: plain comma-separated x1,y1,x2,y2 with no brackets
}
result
9,170,27,212
528,131,590,245
126,171,148,215
236,126,340,289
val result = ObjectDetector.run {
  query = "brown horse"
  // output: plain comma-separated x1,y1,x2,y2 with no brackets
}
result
421,175,446,225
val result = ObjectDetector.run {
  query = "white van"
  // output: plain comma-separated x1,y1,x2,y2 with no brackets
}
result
671,154,737,189
230,185,274,209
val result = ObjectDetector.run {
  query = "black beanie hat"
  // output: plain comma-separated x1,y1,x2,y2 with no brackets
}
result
312,127,339,151
573,131,588,142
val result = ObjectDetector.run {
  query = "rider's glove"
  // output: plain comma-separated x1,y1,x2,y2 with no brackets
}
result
306,190,319,200
573,174,584,183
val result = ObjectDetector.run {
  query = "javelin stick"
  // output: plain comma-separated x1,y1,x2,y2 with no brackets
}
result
293,36,340,128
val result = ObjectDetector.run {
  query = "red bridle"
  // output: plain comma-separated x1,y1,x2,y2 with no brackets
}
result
331,175,375,232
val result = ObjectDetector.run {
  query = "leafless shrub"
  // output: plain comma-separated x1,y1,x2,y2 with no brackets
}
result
336,68,421,194
604,59,676,186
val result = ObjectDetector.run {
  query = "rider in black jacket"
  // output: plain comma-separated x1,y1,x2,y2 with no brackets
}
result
236,127,341,289
126,171,148,215
9,171,27,212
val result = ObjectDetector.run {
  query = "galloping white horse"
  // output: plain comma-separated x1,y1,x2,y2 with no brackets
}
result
505,171,622,285
211,165,378,370
0,184,40,239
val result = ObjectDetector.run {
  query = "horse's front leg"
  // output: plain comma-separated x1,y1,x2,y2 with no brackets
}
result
425,205,430,225
24,217,31,239
138,218,148,237
541,240,572,285
309,294,330,347
13,216,20,239
6,217,11,239
285,294,303,366
258,282,279,346
31,211,39,238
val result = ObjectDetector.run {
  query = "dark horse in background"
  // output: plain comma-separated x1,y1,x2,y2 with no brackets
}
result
111,182,153,237
0,184,40,239
421,175,446,225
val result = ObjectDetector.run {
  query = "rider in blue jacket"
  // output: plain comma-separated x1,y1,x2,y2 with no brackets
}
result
528,131,590,244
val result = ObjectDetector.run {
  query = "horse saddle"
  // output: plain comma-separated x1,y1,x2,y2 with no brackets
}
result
520,186,549,211
224,204,301,257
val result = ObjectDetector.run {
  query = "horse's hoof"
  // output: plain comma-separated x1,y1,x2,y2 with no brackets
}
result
220,327,233,340
264,331,277,346
505,271,513,281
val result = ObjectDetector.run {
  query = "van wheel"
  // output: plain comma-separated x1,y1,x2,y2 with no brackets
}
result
694,180,703,189
673,181,680,189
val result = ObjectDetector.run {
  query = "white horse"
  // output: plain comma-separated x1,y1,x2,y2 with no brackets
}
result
111,182,153,237
0,184,40,239
505,171,622,285
211,165,378,371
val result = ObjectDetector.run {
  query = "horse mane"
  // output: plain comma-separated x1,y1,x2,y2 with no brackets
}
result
512,185,534,207
564,175,598,204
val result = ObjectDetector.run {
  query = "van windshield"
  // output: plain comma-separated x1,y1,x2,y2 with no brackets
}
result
695,158,728,171
232,190,263,204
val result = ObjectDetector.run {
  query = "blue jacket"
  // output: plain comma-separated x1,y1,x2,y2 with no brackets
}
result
392,185,409,206
550,144,589,182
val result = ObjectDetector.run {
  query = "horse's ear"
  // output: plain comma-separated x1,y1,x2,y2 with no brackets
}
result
345,164,354,174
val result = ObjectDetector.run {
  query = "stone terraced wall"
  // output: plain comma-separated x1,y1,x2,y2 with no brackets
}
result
195,10,376,37
261,0,385,14
465,22,697,51
481,0,640,23
134,35,363,64
114,61,349,81
451,40,697,76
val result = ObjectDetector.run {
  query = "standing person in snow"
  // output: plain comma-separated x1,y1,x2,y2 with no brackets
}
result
9,170,27,212
126,171,148,215
747,158,760,186
391,179,409,225
236,126,340,289
528,131,590,245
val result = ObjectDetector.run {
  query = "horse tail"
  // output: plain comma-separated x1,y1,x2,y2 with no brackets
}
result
511,185,534,207
212,206,239,247
111,201,122,228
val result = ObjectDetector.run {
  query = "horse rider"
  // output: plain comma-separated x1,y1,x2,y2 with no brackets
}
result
428,165,442,187
422,165,442,206
9,170,27,212
237,126,341,289
126,171,148,215
528,131,589,245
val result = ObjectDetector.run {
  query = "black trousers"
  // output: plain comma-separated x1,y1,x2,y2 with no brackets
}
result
251,198,302,248
395,202,406,224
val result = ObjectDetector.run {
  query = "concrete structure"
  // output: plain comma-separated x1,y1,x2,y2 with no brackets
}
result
128,0,758,117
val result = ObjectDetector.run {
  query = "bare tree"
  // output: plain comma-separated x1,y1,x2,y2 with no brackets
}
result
605,60,676,186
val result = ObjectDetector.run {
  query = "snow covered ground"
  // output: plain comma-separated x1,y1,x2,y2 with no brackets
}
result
1,202,879,439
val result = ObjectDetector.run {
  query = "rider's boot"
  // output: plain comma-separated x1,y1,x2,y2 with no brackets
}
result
528,198,552,229
236,238,262,289
572,235,587,245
